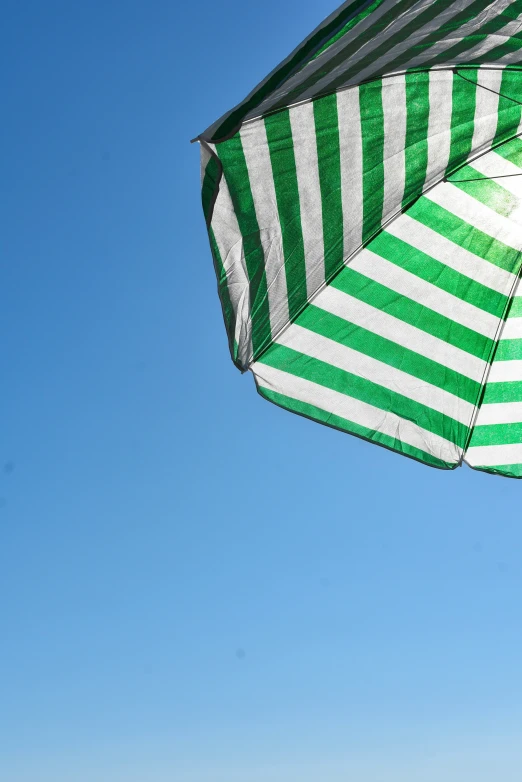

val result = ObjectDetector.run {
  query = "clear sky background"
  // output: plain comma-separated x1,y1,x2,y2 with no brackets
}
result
2,1,522,780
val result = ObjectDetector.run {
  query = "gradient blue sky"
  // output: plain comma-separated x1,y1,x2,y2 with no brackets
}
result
2,1,522,780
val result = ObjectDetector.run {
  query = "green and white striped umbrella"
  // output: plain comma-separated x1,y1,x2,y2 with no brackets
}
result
196,0,522,478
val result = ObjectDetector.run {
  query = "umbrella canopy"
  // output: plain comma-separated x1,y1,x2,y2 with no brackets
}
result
196,0,522,477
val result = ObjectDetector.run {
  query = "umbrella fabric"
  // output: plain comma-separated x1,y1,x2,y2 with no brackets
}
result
197,0,522,477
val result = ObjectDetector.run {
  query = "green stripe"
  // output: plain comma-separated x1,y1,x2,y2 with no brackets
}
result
403,72,430,209
412,3,522,71
264,110,308,322
448,166,519,219
274,0,421,112
446,70,477,178
312,0,385,60
469,31,522,64
472,462,522,478
494,338,522,361
216,135,271,357
331,265,493,359
320,1,522,97
376,0,513,79
258,385,454,469
259,342,469,446
360,79,385,243
370,229,508,318
209,0,377,141
296,303,481,404
201,154,220,223
471,421,522,447
483,380,522,404
494,136,522,169
408,196,522,275
202,154,234,342
326,0,461,92
314,94,344,280
207,1,522,141
492,70,522,148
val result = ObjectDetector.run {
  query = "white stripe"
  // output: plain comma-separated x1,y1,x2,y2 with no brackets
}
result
313,284,487,382
424,70,454,188
299,0,437,99
500,316,522,339
277,321,476,425
349,246,500,338
253,361,461,463
425,181,522,252
225,0,518,126
468,67,503,159
337,87,363,259
200,144,212,184
473,400,522,425
382,74,406,220
495,46,522,65
487,359,522,381
455,14,522,65
289,101,325,297
386,213,517,294
465,442,522,466
470,151,522,217
332,0,484,89
209,147,252,366
401,0,517,69
249,0,416,117
240,121,290,336
471,147,522,180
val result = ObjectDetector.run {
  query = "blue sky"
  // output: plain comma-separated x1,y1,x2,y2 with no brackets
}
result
2,1,522,780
